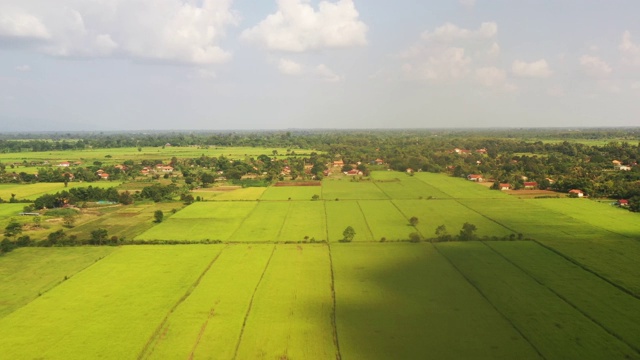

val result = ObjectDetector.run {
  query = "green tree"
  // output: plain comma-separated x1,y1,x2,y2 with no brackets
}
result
154,210,164,223
63,214,76,228
90,228,108,245
48,230,66,245
33,216,42,228
409,216,419,226
408,232,422,243
4,219,22,238
458,222,477,241
435,224,450,241
311,194,320,201
341,226,356,242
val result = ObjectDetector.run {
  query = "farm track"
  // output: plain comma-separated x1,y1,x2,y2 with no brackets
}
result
432,243,547,360
355,201,376,241
232,245,276,360
532,239,640,300
482,241,640,356
139,245,228,360
327,243,342,360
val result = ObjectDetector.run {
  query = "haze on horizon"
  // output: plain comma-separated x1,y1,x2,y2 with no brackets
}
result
1,0,639,131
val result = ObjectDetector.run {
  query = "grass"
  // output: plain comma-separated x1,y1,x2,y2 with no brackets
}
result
332,243,542,359
325,201,374,242
135,202,257,241
277,202,326,241
487,241,640,352
322,178,388,200
260,186,321,201
0,181,122,201
0,204,28,228
393,199,513,239
0,247,116,319
204,187,266,201
228,202,289,242
357,200,413,240
371,172,451,199
414,172,508,199
234,244,337,359
436,241,640,360
0,246,223,359
144,244,275,359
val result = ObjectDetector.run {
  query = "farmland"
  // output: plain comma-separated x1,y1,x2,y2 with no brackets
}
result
2,166,640,358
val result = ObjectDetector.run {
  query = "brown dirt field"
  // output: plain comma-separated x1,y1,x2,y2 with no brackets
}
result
506,189,561,198
274,181,321,187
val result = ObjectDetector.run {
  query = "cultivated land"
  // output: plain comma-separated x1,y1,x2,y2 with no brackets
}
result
2,167,640,359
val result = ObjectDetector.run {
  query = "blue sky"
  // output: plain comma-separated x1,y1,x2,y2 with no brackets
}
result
1,0,639,131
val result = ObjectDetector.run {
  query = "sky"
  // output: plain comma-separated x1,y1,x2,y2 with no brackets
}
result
1,0,639,131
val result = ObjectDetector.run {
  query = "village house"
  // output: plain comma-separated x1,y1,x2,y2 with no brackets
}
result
523,182,538,189
467,174,484,182
453,148,471,155
499,183,511,190
617,199,629,207
99,173,109,180
475,148,488,154
344,169,363,176
374,158,385,165
140,168,150,176
57,161,70,167
406,168,414,174
569,189,584,198
333,160,344,167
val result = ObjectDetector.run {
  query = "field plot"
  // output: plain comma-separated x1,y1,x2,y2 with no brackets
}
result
0,181,121,200
144,244,274,360
235,244,337,360
332,243,541,360
135,202,257,241
0,146,312,164
277,202,326,241
357,200,412,240
459,198,616,240
66,202,184,241
322,179,388,200
0,204,28,228
206,187,266,201
0,246,223,359
487,241,640,352
531,198,640,238
393,199,512,239
371,172,451,199
325,201,373,241
436,242,640,360
0,247,115,318
414,172,507,199
228,202,289,241
260,185,321,200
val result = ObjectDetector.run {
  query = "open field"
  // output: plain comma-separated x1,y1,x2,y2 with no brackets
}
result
260,185,321,200
414,172,509,199
332,243,542,359
322,178,388,200
0,181,121,200
0,247,116,318
325,201,374,242
436,242,640,360
0,146,316,164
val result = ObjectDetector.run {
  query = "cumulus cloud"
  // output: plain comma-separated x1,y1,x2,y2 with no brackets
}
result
15,64,31,72
511,59,552,78
0,10,50,40
579,55,612,77
475,66,515,91
405,47,471,81
459,0,476,10
620,30,640,66
278,58,303,75
315,64,341,82
0,0,238,65
241,0,367,52
421,22,497,43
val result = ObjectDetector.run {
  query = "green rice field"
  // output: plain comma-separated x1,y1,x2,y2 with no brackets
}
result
2,170,640,359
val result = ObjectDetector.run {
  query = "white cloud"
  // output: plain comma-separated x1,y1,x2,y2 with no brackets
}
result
188,68,217,80
511,59,552,78
475,66,514,90
547,85,565,97
407,47,471,81
459,0,476,10
421,22,497,43
620,30,640,66
632,82,640,90
0,10,50,40
315,64,341,82
15,64,31,72
241,0,367,52
278,58,303,75
579,55,612,77
487,42,500,57
0,0,238,65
